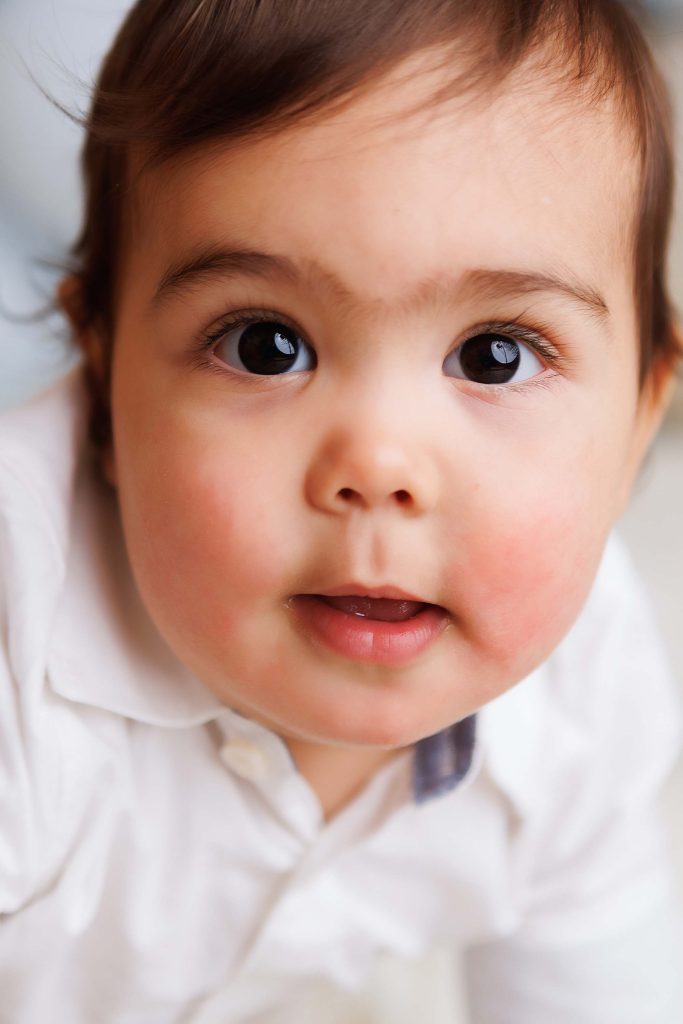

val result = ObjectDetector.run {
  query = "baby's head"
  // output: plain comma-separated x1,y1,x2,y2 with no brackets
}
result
62,0,679,750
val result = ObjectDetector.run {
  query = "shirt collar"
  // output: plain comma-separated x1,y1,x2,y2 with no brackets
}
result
477,663,551,819
413,715,477,803
47,442,225,727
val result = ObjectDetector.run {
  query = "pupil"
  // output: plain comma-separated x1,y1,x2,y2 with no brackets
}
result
238,322,300,375
460,334,520,384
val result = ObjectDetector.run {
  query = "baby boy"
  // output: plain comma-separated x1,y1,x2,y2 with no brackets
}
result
1,0,682,1020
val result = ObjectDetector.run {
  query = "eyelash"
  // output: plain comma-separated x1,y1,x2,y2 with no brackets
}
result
188,309,305,385
188,308,565,390
462,317,564,395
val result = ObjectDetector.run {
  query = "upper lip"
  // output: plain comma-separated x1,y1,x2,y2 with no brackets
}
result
309,584,430,602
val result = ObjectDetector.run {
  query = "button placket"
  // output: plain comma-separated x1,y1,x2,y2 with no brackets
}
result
213,711,325,842
218,736,271,781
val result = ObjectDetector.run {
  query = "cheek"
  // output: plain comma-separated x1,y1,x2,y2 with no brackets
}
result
446,396,638,680
447,478,608,679
115,428,291,646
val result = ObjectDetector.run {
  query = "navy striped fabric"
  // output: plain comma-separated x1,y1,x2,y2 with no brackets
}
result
413,714,477,803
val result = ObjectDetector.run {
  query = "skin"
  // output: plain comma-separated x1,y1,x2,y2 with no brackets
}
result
65,57,673,815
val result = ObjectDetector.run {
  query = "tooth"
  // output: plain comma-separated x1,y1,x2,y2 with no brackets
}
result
321,596,424,622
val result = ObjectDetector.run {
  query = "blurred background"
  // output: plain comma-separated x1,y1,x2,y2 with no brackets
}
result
0,2,682,1021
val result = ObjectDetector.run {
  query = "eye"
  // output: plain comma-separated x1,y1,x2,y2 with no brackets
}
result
443,331,543,385
212,320,316,375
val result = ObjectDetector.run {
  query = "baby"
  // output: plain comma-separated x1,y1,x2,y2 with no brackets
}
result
1,0,682,1020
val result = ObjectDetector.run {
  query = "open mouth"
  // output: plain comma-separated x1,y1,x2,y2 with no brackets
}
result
315,594,430,622
289,593,448,665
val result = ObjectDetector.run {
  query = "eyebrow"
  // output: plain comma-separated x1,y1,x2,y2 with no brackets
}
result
461,267,609,324
151,242,610,323
153,244,302,304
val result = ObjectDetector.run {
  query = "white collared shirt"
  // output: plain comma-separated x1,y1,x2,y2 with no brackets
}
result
0,368,682,1023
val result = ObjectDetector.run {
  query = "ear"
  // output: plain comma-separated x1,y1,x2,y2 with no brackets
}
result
615,338,680,518
58,275,118,487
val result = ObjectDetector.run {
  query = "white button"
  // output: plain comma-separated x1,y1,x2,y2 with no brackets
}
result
219,737,270,781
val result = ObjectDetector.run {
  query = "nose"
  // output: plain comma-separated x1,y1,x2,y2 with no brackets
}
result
305,424,440,516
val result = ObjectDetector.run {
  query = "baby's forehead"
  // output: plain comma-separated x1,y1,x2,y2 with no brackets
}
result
126,57,640,298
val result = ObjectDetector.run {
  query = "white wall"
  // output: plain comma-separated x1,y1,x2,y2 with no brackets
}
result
0,0,132,405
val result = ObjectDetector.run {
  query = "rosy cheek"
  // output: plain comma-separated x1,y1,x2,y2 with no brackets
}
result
123,444,287,627
449,493,605,676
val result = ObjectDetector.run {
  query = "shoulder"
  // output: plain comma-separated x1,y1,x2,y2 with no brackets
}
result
480,533,682,818
555,532,667,672
0,366,87,541
0,368,91,912
0,369,88,667
552,533,681,784
476,537,683,952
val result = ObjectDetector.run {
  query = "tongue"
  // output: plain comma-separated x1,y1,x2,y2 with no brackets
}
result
320,595,425,622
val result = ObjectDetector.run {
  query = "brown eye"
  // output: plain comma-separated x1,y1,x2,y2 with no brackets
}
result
443,332,542,385
213,321,316,375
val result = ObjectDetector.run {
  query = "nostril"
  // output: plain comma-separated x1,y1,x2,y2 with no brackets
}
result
337,487,413,506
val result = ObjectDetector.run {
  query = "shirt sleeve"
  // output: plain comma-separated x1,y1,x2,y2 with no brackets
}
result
464,536,683,1023
464,896,683,1023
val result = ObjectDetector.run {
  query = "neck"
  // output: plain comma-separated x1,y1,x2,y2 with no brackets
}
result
284,738,405,821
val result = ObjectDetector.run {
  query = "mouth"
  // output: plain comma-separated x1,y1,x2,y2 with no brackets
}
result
311,594,430,622
289,590,449,666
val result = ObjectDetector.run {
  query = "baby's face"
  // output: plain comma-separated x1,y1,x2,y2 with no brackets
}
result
103,62,664,749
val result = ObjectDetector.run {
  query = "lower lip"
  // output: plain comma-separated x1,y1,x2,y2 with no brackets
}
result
290,596,449,666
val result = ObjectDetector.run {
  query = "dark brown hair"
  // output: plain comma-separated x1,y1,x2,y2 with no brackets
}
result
72,0,679,445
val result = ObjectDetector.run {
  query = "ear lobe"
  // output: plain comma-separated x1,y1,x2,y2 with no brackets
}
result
58,275,107,384
58,275,117,487
640,339,680,443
